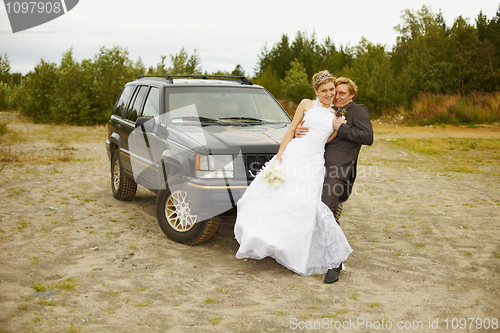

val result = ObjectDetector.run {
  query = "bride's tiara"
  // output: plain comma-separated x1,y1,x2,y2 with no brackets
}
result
316,72,333,82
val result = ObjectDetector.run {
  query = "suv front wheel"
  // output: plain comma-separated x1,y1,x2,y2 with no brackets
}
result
156,175,221,245
111,150,137,201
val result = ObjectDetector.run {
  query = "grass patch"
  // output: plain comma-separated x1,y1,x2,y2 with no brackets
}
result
137,301,152,307
53,278,76,291
31,280,48,292
380,93,500,126
18,304,28,310
209,317,222,325
365,302,383,308
205,297,217,304
321,313,337,318
66,323,82,333
348,293,358,300
388,137,500,155
382,137,500,176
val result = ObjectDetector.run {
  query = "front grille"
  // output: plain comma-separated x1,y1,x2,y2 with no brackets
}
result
240,154,275,179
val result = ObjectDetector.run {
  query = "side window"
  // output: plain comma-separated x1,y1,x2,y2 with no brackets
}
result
128,86,148,122
114,85,135,118
141,87,160,119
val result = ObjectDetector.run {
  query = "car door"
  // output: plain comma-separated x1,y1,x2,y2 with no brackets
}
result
111,84,136,172
129,86,166,189
120,85,149,175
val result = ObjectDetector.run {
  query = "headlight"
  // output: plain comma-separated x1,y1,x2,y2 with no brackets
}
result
195,154,234,178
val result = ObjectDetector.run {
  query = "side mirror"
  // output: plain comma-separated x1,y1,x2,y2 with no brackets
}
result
135,117,169,138
156,124,169,138
135,117,153,132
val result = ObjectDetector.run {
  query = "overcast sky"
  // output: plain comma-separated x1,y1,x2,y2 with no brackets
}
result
1,0,498,76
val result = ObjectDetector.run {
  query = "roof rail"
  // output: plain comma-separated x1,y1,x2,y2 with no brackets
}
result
136,74,253,85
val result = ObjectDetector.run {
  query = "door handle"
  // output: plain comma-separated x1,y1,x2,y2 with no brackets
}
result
117,124,125,129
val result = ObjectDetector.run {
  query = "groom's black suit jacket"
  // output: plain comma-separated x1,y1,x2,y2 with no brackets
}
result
324,101,374,183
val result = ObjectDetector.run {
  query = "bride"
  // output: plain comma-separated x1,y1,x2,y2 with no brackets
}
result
234,70,352,283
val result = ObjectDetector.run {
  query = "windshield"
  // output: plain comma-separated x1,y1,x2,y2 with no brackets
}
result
165,86,290,124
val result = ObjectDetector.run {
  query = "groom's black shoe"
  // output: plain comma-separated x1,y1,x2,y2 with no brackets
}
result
324,266,342,284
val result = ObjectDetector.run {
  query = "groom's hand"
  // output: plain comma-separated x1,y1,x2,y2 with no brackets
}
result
295,120,309,138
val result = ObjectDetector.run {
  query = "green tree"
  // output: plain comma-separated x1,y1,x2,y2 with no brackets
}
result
347,38,396,115
450,16,480,94
392,5,455,103
91,45,135,123
280,59,313,103
0,83,13,110
0,52,12,110
18,59,58,122
290,31,322,78
49,48,96,124
168,48,202,75
322,39,353,77
148,55,168,75
476,7,500,91
0,52,10,84
253,65,281,98
132,57,147,78
256,35,293,80
231,64,245,76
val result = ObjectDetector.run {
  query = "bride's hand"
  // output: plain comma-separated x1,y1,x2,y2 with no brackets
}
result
332,117,345,131
276,155,282,163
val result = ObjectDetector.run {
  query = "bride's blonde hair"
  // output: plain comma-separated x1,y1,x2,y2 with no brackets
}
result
312,70,335,90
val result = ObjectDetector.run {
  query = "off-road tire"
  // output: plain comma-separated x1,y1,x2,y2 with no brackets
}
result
156,175,221,245
111,150,137,201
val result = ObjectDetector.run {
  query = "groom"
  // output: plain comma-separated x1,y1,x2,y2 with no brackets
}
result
295,77,374,283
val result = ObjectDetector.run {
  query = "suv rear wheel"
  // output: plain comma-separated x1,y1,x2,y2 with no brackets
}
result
156,175,221,245
111,150,137,201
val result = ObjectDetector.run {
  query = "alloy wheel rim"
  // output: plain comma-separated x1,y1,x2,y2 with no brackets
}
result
165,190,197,232
113,160,120,190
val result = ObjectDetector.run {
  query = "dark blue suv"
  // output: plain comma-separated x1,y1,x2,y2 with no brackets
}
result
106,75,291,245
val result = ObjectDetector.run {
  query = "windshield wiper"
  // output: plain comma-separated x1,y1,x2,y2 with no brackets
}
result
172,116,218,122
171,116,230,125
218,117,270,123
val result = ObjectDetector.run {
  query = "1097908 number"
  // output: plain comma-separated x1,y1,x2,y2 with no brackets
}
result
444,318,498,330
5,1,62,14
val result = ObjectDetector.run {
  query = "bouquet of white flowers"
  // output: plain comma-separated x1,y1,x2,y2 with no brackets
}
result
262,164,285,188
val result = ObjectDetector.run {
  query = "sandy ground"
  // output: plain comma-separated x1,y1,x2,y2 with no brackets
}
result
0,113,499,333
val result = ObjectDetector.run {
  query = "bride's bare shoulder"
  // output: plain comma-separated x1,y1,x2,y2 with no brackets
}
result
298,99,314,110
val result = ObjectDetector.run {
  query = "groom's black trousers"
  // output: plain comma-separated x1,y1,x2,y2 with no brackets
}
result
321,177,347,224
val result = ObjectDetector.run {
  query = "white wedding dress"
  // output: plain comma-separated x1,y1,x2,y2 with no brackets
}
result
234,99,353,275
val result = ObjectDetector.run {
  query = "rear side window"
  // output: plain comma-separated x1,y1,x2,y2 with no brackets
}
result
141,87,160,119
128,86,149,122
114,85,135,118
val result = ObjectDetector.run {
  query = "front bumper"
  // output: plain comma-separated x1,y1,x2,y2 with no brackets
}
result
183,177,250,220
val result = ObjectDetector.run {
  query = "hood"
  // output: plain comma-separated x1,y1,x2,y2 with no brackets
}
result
169,123,289,155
